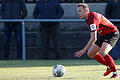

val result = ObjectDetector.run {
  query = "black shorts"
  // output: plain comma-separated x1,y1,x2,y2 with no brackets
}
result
95,31,119,48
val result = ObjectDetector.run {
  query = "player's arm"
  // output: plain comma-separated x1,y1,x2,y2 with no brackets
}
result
74,31,97,57
83,31,97,52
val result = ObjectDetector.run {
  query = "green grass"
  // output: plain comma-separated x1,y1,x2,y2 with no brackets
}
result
0,60,119,80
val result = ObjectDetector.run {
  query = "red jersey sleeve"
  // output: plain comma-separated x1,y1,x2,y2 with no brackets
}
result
86,12,118,36
86,12,102,32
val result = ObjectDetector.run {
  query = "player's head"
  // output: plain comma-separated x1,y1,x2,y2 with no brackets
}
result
77,3,89,20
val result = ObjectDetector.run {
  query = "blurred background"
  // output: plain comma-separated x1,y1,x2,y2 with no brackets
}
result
0,0,119,60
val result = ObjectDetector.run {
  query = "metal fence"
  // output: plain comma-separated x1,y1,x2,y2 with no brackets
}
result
0,19,119,60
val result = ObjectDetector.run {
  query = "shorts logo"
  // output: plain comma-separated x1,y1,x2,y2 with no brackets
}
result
104,39,109,42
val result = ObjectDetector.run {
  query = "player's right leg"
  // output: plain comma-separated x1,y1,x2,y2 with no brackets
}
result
87,44,106,66
87,44,100,58
104,66,112,76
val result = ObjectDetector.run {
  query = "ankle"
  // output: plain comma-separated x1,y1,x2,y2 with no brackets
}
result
113,71,119,75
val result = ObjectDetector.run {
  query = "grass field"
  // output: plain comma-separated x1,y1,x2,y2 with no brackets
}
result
0,60,119,80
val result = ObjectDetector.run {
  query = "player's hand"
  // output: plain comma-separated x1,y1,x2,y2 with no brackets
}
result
74,50,85,57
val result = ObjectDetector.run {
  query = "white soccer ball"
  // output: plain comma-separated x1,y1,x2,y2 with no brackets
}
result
52,64,66,77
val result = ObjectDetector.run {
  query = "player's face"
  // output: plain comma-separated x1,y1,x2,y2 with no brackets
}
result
77,6,88,19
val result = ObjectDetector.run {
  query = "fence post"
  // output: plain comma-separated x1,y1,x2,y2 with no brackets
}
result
22,21,26,60
83,0,85,3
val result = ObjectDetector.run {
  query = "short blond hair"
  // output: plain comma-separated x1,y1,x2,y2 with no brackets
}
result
77,3,89,10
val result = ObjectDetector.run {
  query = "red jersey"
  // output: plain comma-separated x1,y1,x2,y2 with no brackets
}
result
86,12,118,36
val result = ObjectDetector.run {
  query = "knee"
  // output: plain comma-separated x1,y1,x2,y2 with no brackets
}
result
87,51,94,58
99,51,107,57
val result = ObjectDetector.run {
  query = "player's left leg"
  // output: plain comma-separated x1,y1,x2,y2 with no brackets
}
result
100,42,119,78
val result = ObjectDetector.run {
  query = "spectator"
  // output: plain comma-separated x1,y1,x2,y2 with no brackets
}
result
105,0,120,60
0,0,27,60
33,0,64,60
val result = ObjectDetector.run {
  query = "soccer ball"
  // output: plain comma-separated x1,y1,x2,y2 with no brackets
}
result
52,64,66,77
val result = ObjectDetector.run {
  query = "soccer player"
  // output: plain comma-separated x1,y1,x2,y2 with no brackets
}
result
74,3,120,78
